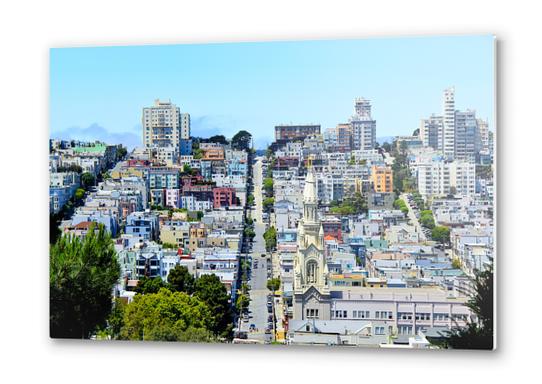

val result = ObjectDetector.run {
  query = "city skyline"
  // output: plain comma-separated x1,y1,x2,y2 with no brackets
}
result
50,35,495,149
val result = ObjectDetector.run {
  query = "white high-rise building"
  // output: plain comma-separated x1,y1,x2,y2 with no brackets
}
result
142,99,190,149
449,161,476,196
442,87,456,159
349,98,376,151
417,159,475,200
420,88,485,163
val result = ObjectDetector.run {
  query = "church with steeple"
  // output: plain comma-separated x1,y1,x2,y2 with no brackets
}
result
293,168,332,320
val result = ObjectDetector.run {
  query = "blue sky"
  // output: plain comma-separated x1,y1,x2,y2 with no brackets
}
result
50,35,495,149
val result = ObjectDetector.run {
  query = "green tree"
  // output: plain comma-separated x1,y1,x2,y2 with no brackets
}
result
120,288,214,342
183,163,192,174
81,172,95,190
50,212,62,244
57,164,83,173
235,293,250,313
167,265,195,294
231,130,252,151
263,197,275,211
208,135,229,144
438,266,494,350
117,145,128,160
194,274,233,338
420,210,435,229
247,194,255,206
432,225,450,244
329,193,367,216
74,188,85,202
267,277,281,293
263,177,274,196
108,298,127,339
393,198,409,215
50,224,120,338
330,205,356,215
134,276,168,295
244,226,255,240
101,171,111,180
263,226,277,252
451,258,462,269
193,148,203,159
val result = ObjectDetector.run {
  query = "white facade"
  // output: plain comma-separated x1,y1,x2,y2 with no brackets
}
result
417,160,475,200
442,87,456,159
142,99,190,149
349,98,376,151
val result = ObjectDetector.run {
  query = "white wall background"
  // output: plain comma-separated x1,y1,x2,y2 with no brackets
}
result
0,0,539,382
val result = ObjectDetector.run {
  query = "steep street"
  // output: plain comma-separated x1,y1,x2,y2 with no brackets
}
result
240,157,272,342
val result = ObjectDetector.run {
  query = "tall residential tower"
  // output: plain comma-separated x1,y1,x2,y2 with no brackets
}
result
419,88,485,162
142,99,190,150
349,98,376,151
442,87,456,159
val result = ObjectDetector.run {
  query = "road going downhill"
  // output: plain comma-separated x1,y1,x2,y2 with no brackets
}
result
240,157,272,342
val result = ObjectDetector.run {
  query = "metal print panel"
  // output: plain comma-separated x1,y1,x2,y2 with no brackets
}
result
49,35,496,350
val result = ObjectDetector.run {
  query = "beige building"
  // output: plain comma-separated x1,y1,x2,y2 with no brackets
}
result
159,221,190,248
188,223,207,252
142,99,190,150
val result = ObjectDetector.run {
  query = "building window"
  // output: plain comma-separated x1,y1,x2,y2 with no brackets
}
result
306,308,319,319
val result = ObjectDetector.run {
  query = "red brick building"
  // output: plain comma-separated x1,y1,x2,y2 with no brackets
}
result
321,219,343,242
212,187,237,209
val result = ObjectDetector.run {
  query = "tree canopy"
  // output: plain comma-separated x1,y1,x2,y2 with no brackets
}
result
437,266,494,350
263,226,277,252
419,210,435,229
263,177,274,196
263,197,275,211
74,188,85,202
329,192,367,216
117,145,128,160
167,265,195,294
208,135,229,144
235,293,250,313
50,224,120,338
431,225,450,244
391,141,416,193
393,198,409,215
120,288,214,342
134,276,168,295
81,172,95,190
267,277,281,292
193,274,233,338
231,130,252,151
57,164,83,173
127,271,232,339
